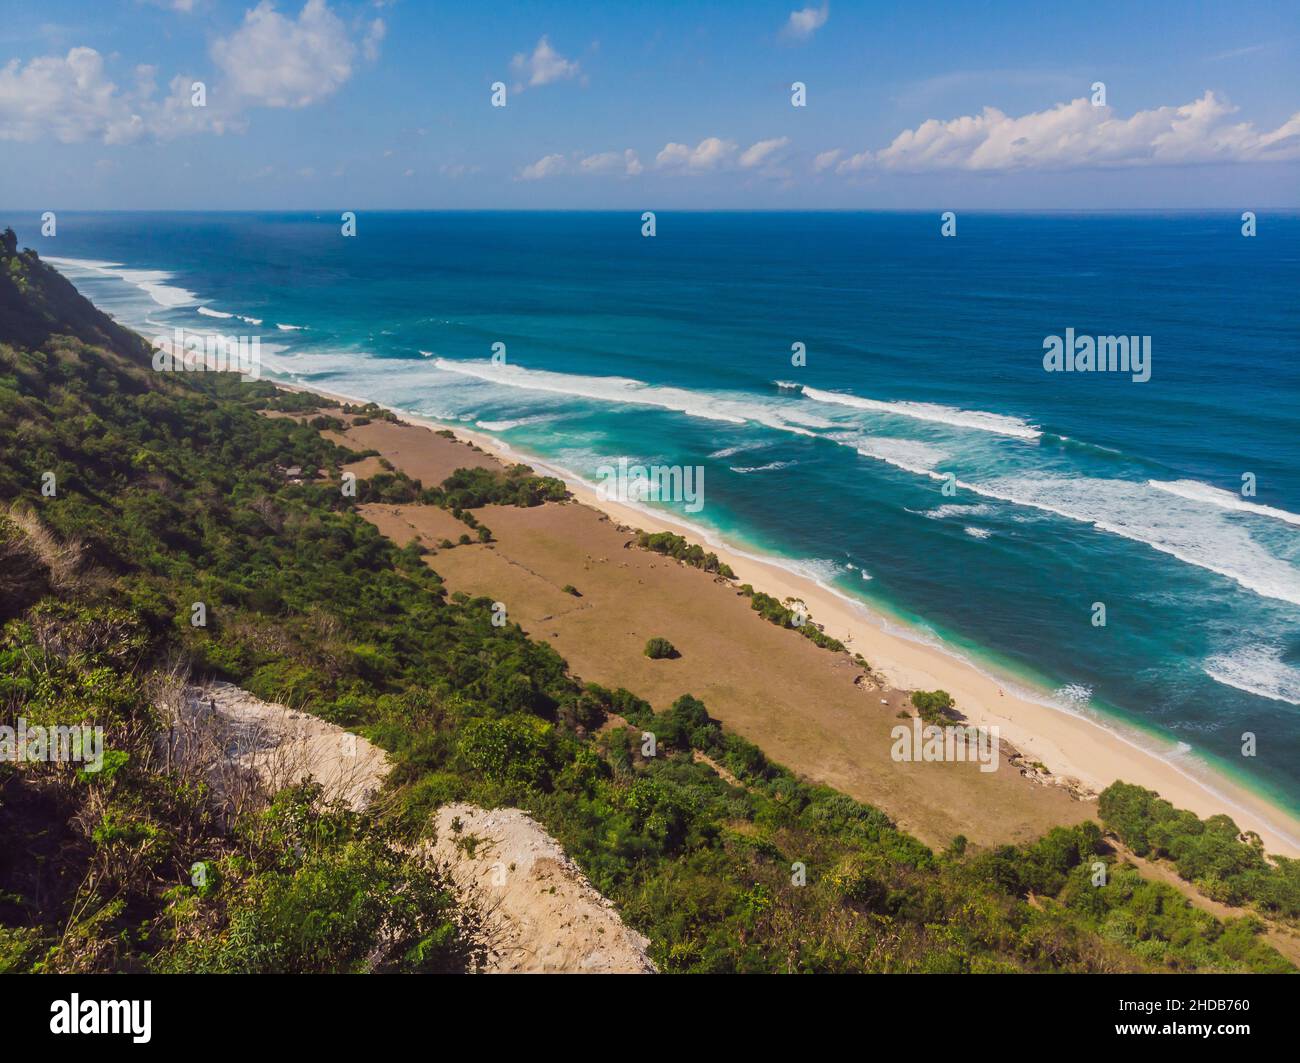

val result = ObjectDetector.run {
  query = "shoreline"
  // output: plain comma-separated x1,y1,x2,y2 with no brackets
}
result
273,375,1300,856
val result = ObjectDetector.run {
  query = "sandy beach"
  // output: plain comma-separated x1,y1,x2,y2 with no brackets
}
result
278,380,1300,857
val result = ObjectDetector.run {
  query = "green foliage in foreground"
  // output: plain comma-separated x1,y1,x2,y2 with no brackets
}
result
0,232,1291,973
1099,781,1300,921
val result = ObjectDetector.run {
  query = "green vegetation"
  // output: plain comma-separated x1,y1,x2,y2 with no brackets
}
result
644,637,678,660
436,465,568,509
1099,781,1300,921
911,689,959,725
971,823,1292,973
635,530,735,578
739,585,847,653
0,230,1291,974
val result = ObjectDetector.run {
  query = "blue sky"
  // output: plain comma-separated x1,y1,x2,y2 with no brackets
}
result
1,0,1298,209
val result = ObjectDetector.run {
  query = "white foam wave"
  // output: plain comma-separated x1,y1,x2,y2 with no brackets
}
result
1053,683,1094,707
783,558,844,586
923,503,996,521
708,443,765,459
45,256,199,308
1150,479,1300,528
963,526,992,539
965,474,1300,607
433,358,832,437
475,414,556,432
1204,645,1300,706
197,306,234,319
800,385,1041,440
836,434,949,476
730,461,797,474
276,323,306,331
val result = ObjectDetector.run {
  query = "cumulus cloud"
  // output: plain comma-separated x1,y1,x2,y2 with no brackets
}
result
839,91,1300,174
579,148,643,176
0,47,145,143
519,149,641,180
656,136,791,174
212,0,381,109
0,1,385,143
519,153,569,180
812,148,842,172
510,36,580,91
739,136,790,168
0,48,238,142
656,136,738,172
782,4,829,41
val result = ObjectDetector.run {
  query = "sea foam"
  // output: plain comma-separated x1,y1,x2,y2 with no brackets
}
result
968,474,1300,608
45,257,199,308
1205,645,1300,706
799,384,1042,440
1149,479,1300,528
433,358,832,437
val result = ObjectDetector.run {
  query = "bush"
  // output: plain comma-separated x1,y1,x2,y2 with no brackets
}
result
456,714,556,788
644,637,678,660
910,689,957,725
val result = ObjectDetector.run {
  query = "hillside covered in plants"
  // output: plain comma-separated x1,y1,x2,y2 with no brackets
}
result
0,230,1291,974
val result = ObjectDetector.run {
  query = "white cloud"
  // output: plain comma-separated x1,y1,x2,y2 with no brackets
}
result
782,4,829,41
0,49,229,143
0,1,378,143
520,153,569,180
656,136,738,172
812,148,842,172
519,148,642,180
211,0,379,109
510,35,580,90
0,47,146,143
578,148,643,176
739,136,790,168
840,91,1300,174
362,18,386,62
656,136,791,174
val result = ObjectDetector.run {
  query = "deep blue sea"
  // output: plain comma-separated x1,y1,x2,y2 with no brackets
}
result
14,210,1300,822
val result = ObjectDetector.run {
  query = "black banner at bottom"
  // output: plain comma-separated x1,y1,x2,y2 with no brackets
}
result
3,972,1287,1049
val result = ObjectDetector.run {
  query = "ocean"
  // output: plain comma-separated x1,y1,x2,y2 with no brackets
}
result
16,209,1300,818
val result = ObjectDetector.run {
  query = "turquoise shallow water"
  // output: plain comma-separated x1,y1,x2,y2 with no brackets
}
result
17,210,1300,821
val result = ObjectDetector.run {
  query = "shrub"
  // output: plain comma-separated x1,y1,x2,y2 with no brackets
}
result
644,637,678,660
456,714,556,789
910,689,957,725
